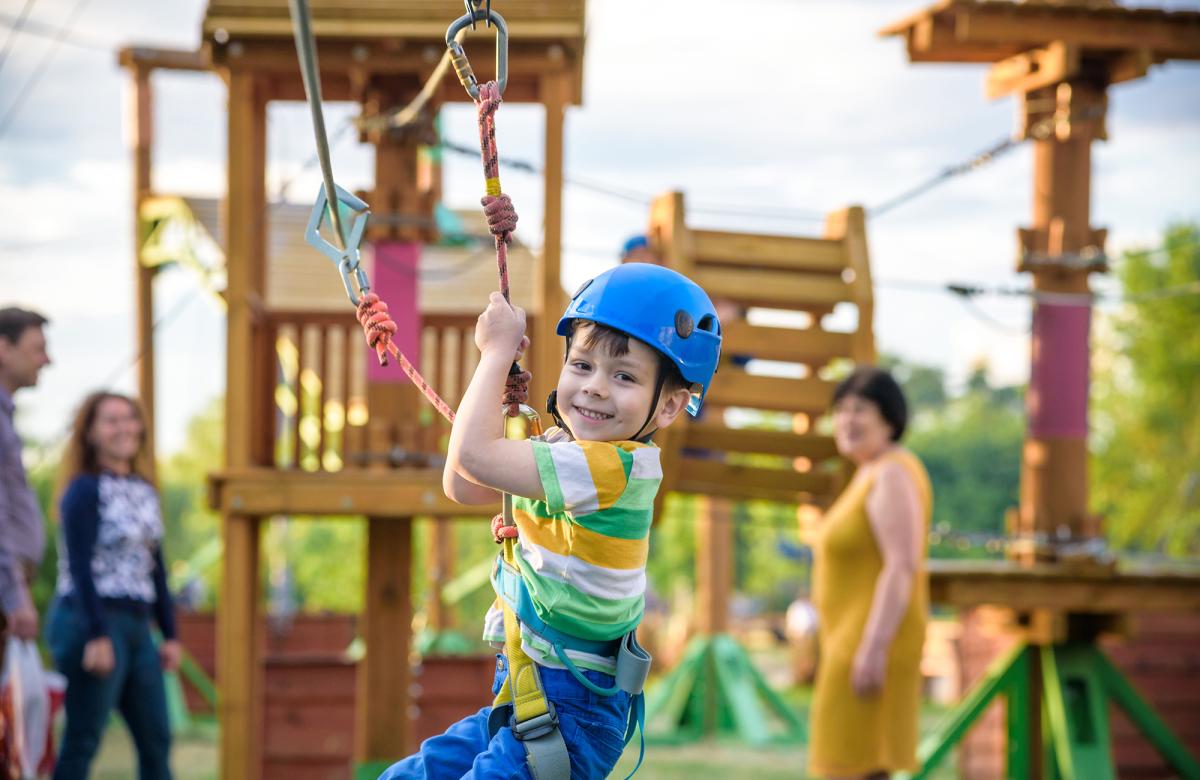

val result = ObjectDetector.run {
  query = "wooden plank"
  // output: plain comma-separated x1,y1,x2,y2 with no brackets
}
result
209,468,490,516
691,229,846,273
684,422,839,460
693,266,850,310
956,6,1200,59
356,518,413,760
704,371,836,414
675,458,835,499
722,321,852,365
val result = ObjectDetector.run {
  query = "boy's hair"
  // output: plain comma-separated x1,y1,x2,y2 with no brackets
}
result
571,320,690,394
0,307,48,345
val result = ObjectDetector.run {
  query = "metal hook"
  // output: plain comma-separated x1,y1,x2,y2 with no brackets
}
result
445,7,508,100
304,183,373,305
462,0,492,30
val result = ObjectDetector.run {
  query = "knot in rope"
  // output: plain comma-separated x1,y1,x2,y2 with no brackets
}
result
492,513,520,544
481,194,518,245
503,367,532,417
356,293,400,365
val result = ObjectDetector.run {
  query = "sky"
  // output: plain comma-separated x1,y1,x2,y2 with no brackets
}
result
1,0,1198,456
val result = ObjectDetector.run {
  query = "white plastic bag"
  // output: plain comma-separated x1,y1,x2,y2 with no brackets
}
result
3,637,50,779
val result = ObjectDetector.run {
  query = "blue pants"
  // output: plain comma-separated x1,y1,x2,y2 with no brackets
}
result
46,598,172,780
381,655,630,780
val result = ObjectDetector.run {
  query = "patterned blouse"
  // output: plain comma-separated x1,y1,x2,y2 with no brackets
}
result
56,472,176,641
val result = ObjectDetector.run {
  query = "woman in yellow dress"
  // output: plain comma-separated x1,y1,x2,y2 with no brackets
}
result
808,367,932,779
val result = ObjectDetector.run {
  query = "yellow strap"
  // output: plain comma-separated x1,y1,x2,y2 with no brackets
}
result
485,176,502,197
492,537,552,725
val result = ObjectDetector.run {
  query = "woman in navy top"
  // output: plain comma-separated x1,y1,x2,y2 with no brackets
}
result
46,391,178,780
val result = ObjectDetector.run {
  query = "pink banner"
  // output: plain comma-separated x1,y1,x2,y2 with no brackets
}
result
367,241,421,385
1028,301,1090,439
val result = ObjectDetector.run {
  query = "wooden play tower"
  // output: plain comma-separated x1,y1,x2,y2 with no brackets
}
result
881,2,1200,777
122,1,584,777
644,193,876,742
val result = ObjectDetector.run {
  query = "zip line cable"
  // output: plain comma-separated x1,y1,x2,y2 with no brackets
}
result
0,0,40,75
0,0,91,139
0,10,114,51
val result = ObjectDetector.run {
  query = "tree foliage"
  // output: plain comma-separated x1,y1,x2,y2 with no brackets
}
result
1091,224,1200,556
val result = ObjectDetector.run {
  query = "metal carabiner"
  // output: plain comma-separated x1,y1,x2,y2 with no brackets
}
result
445,7,508,100
303,183,373,305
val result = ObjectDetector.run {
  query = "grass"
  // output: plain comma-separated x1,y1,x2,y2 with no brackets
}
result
89,697,959,780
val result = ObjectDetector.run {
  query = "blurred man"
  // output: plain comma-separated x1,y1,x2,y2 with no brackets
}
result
0,307,52,665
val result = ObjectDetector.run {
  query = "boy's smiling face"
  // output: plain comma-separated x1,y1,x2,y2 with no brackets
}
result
556,323,666,442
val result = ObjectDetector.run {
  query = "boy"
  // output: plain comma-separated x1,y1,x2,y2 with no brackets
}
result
382,262,722,780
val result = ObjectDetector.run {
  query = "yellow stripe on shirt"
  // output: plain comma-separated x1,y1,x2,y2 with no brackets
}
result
513,507,648,570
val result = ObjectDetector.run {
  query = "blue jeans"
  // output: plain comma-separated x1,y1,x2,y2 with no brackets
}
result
45,598,172,780
381,654,630,780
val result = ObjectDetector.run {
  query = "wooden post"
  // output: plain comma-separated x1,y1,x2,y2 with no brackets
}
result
356,519,414,760
695,496,733,635
825,205,876,365
533,71,570,409
130,64,157,472
1016,81,1106,557
428,517,455,632
355,84,426,764
219,67,268,780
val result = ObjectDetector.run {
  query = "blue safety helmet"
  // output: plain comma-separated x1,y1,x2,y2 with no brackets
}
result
557,263,722,416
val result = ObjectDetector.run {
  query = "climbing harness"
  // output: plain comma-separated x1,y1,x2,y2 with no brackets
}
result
288,1,646,776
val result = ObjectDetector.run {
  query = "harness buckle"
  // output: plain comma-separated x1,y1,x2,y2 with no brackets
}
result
512,702,559,742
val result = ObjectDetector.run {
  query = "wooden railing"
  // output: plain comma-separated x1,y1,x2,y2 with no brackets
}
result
263,310,537,473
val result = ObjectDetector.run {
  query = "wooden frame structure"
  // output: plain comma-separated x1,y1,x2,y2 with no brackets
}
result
122,2,585,777
643,191,875,742
882,2,1200,777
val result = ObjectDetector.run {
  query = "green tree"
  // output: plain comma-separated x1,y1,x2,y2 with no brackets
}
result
1091,224,1200,556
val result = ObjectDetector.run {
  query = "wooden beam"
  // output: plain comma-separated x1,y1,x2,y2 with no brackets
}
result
356,518,414,761
219,68,268,780
117,46,210,72
986,41,1081,100
532,70,570,411
691,229,846,274
704,371,836,414
217,514,262,780
204,17,585,41
684,423,839,461
694,496,732,634
929,561,1200,613
130,64,157,474
721,321,852,365
825,205,875,364
208,468,489,516
692,267,850,310
676,458,835,500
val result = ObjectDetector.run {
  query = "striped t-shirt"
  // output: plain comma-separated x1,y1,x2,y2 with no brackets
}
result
482,427,662,674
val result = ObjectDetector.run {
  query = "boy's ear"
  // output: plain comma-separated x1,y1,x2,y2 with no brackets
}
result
653,387,694,430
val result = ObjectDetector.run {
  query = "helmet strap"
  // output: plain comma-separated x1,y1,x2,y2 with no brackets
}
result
631,367,667,444
546,390,574,439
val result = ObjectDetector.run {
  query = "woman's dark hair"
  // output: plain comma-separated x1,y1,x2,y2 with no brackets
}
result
57,392,154,507
831,366,909,441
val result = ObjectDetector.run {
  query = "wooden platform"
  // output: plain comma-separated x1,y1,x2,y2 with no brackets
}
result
928,559,1200,614
208,467,498,517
